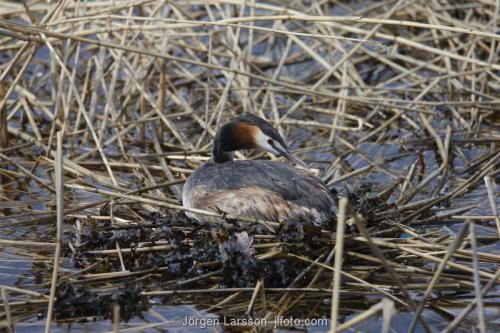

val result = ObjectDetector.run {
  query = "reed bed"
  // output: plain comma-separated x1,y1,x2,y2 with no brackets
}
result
0,0,499,332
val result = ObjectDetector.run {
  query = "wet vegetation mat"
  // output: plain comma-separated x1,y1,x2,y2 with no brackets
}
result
0,0,499,332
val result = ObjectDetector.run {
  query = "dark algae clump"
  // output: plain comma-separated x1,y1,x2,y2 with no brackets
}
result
54,282,147,321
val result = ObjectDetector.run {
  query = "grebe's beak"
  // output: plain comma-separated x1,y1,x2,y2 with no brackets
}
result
275,146,309,168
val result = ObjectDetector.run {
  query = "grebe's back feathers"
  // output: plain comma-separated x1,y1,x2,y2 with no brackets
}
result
183,160,335,224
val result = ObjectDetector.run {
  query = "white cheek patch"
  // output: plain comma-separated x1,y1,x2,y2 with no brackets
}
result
254,129,276,153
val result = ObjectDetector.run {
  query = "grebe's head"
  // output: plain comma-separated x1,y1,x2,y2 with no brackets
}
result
212,113,308,167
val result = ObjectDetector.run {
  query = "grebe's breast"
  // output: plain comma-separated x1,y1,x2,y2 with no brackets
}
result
182,160,336,224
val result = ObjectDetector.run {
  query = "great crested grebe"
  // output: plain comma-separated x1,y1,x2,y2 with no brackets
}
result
182,114,336,224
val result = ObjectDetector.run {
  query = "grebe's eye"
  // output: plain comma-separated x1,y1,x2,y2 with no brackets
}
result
267,139,274,145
